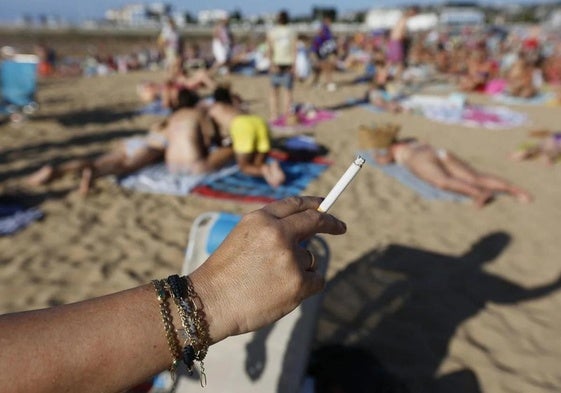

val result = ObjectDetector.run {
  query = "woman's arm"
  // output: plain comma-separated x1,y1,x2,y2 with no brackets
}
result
0,196,346,393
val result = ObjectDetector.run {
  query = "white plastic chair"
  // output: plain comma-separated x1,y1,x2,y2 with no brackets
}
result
174,211,329,393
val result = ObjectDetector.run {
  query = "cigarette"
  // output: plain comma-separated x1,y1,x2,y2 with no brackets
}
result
318,155,365,213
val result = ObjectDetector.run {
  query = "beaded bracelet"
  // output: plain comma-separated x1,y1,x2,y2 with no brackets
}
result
165,274,211,387
165,275,197,372
151,279,182,377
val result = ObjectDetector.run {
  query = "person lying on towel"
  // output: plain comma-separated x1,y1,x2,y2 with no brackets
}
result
362,124,532,208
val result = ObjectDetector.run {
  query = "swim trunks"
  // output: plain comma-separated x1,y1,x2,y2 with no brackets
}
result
387,40,404,64
230,115,271,154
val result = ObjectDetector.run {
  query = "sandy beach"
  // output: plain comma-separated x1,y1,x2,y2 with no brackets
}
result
2,68,561,392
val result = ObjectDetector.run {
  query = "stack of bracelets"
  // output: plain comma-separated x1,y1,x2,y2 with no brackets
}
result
152,274,210,387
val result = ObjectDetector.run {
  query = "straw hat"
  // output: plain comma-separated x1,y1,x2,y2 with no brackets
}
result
358,123,401,149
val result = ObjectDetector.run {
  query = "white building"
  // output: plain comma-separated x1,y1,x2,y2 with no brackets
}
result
364,8,438,32
197,9,229,25
104,2,176,27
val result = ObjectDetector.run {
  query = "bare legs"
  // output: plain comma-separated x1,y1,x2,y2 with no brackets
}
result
406,149,532,207
261,160,286,188
26,148,163,196
269,86,294,121
26,159,90,186
269,86,279,121
439,152,532,204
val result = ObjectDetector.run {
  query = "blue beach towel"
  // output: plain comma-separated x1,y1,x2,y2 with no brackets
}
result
0,204,43,236
493,92,555,106
193,159,331,203
359,151,468,202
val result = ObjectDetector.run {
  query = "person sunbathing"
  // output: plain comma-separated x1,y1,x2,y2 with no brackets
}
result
208,87,286,187
137,68,216,109
510,129,561,165
26,122,167,196
363,125,532,207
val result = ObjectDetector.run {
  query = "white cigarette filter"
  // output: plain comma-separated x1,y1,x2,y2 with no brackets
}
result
317,155,366,213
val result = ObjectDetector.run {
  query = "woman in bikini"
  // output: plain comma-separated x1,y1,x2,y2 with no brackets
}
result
365,126,532,207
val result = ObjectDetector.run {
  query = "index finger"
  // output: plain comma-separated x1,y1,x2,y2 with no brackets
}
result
282,209,346,242
261,196,324,219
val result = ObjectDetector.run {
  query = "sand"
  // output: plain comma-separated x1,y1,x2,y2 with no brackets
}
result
1,69,561,392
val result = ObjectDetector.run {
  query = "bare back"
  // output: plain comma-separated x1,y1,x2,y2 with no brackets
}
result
164,108,207,173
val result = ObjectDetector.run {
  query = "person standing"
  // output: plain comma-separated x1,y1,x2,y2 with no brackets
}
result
267,10,297,121
387,6,419,79
311,14,338,91
211,12,233,75
158,17,180,74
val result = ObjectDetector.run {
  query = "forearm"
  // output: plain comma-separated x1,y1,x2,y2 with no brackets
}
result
0,285,170,393
205,147,234,171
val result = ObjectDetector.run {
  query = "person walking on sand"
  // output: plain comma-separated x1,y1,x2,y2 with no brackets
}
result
267,10,297,121
310,13,338,91
208,87,286,187
388,6,419,79
211,12,233,75
158,16,181,74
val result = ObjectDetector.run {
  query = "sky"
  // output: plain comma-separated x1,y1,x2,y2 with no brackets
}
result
1,0,557,22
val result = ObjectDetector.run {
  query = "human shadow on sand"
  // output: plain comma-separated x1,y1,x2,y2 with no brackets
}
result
311,232,561,393
33,107,136,126
0,128,146,166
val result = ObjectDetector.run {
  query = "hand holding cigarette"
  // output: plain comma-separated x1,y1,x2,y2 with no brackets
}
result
318,155,365,213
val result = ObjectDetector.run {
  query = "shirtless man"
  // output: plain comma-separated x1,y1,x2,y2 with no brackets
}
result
372,133,532,207
26,89,232,195
388,6,418,78
162,88,233,174
208,87,286,187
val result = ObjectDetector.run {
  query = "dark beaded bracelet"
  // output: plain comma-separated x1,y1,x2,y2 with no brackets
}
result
165,275,199,375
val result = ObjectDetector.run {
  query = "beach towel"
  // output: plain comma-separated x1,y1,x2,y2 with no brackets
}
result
0,204,43,236
270,109,337,133
401,94,528,129
493,92,556,106
137,99,171,116
192,158,331,203
358,102,386,113
359,151,468,202
117,163,238,196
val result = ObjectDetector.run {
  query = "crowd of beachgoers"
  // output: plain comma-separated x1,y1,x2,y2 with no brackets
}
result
10,8,558,207
4,8,561,393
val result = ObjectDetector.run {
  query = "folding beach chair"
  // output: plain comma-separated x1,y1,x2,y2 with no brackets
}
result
0,54,39,119
171,211,330,393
